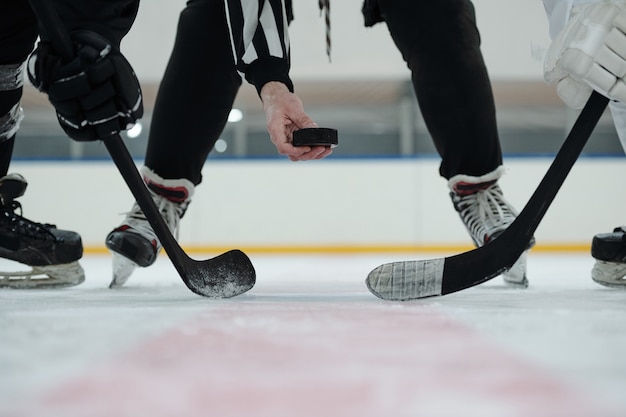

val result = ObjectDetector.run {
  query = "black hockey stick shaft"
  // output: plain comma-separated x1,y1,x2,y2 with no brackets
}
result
366,91,609,300
27,0,255,298
442,90,609,294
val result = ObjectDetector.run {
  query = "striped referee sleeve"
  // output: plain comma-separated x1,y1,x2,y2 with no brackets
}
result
224,0,293,93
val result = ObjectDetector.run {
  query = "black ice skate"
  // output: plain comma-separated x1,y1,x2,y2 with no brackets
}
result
449,167,534,288
0,173,84,288
105,167,194,288
591,226,626,288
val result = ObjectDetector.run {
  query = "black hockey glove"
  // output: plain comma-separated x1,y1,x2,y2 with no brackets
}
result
27,30,143,141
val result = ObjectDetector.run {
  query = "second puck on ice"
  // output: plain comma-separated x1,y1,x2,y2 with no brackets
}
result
292,127,338,147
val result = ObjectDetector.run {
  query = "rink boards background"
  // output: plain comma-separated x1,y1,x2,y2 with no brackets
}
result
12,157,626,254
14,0,624,254
123,0,552,84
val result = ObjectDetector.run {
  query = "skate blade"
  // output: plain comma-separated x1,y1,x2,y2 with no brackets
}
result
502,251,529,288
0,261,85,289
591,260,626,288
110,253,138,288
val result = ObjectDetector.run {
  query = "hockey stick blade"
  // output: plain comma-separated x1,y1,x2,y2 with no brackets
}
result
367,91,609,301
104,138,255,298
27,0,255,298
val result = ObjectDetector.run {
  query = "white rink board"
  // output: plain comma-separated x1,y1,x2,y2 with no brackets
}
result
11,157,626,250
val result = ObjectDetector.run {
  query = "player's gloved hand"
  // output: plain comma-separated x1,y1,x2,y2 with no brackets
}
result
27,30,143,141
544,0,626,108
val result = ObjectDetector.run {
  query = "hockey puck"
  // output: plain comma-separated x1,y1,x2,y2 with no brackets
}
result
292,127,338,147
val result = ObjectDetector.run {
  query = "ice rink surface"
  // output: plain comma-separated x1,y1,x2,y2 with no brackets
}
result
1,252,625,417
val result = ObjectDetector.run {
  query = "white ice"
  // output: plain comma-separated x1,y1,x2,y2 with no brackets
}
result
0,252,625,417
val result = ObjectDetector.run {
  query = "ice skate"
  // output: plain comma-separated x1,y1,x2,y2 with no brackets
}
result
0,173,84,288
449,167,533,288
105,167,194,288
590,226,626,288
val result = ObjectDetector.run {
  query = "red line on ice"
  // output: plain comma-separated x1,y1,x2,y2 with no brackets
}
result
7,301,619,417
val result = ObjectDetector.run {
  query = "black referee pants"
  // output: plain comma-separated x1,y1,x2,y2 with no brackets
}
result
367,0,503,179
148,0,502,183
145,0,241,185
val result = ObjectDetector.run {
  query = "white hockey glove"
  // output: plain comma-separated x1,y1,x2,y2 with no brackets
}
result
544,0,626,108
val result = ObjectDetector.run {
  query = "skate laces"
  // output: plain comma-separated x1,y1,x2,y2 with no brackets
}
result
452,183,517,245
0,200,56,242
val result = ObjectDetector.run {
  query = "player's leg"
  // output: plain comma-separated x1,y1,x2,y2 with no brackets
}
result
106,0,242,286
365,0,531,285
0,0,84,288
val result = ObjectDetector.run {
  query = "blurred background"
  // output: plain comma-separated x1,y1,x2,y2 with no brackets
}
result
13,0,626,253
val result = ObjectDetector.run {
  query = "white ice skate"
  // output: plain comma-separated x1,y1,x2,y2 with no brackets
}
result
105,167,194,288
449,167,532,288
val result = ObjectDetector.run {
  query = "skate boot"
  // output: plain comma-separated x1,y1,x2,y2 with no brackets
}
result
105,167,194,288
0,173,84,288
449,167,534,287
591,226,626,288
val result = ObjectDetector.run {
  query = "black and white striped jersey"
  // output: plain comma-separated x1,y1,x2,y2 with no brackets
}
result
224,0,293,93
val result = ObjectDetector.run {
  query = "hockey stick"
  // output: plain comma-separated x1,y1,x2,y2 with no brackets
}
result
27,0,255,298
366,91,609,301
